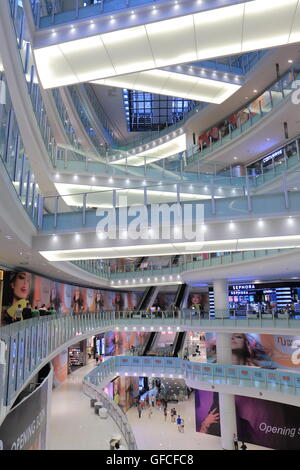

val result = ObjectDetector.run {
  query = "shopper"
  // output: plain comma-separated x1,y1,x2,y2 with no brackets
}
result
176,415,181,431
145,394,149,408
180,418,185,433
31,306,40,318
22,302,32,320
240,441,247,451
151,394,155,407
137,402,142,419
164,407,167,422
15,304,23,321
233,433,238,450
148,408,153,419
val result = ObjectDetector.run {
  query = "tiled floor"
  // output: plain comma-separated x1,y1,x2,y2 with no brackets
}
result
126,393,270,451
48,361,126,450
49,362,270,451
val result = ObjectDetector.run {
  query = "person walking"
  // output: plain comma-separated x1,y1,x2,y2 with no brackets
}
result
15,304,23,322
163,407,167,422
137,402,142,419
180,418,185,433
148,408,153,419
176,415,181,431
240,441,247,451
145,394,150,408
151,394,155,407
171,408,176,423
233,433,238,450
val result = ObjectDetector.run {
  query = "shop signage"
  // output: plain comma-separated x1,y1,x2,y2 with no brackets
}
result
262,148,283,164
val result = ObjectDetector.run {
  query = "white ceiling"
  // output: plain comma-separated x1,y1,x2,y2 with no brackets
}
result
34,0,300,90
92,69,241,103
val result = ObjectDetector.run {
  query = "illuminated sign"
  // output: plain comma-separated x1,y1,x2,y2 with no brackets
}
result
262,148,283,164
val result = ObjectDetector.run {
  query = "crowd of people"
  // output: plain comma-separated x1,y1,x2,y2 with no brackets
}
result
11,301,57,322
134,394,185,432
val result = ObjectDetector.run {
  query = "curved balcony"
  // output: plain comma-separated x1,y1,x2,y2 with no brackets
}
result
1,311,300,425
72,249,293,284
85,355,300,408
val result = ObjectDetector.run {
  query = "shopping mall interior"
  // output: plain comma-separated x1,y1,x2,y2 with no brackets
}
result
0,0,300,452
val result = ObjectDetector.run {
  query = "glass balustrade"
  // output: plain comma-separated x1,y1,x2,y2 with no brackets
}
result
1,310,299,420
86,355,300,398
71,249,291,281
83,377,138,450
39,188,300,233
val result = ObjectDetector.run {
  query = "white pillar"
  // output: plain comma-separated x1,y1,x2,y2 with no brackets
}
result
216,331,237,450
219,393,237,450
213,279,228,318
216,332,232,364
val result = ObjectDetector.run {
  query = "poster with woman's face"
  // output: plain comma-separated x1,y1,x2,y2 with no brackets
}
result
188,293,209,311
1,272,33,324
205,332,300,369
3,271,32,307
62,284,72,313
86,289,94,309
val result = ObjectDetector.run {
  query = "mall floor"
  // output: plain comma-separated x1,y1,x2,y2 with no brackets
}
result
49,361,270,451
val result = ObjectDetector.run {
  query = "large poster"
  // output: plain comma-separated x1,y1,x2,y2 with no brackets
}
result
52,349,68,388
205,333,300,369
0,270,142,325
187,292,209,314
105,331,148,356
0,367,51,450
112,376,139,413
195,390,300,450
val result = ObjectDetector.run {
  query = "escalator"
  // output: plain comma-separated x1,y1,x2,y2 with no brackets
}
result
174,283,188,309
171,255,180,266
143,332,157,356
173,332,186,357
134,257,148,270
136,286,159,311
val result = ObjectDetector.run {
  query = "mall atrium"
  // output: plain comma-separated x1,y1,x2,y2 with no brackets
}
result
0,0,300,452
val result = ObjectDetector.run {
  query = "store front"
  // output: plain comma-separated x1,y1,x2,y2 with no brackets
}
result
210,281,300,316
68,340,87,373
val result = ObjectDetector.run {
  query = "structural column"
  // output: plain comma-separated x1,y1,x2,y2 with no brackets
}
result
213,279,229,318
216,332,237,450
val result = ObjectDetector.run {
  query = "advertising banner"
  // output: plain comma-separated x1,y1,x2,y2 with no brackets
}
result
0,270,142,325
0,368,51,450
205,332,300,369
105,331,148,356
52,349,68,388
195,390,300,450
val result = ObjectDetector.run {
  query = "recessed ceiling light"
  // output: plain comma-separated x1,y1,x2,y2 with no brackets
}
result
288,59,293,63
253,89,258,93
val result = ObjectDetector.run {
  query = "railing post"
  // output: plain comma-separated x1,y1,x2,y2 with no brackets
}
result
283,147,288,168
282,173,289,209
37,195,44,229
112,189,116,208
54,196,59,228
211,177,216,215
176,184,180,204
260,163,264,182
246,168,252,212
296,139,300,161
82,193,87,225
